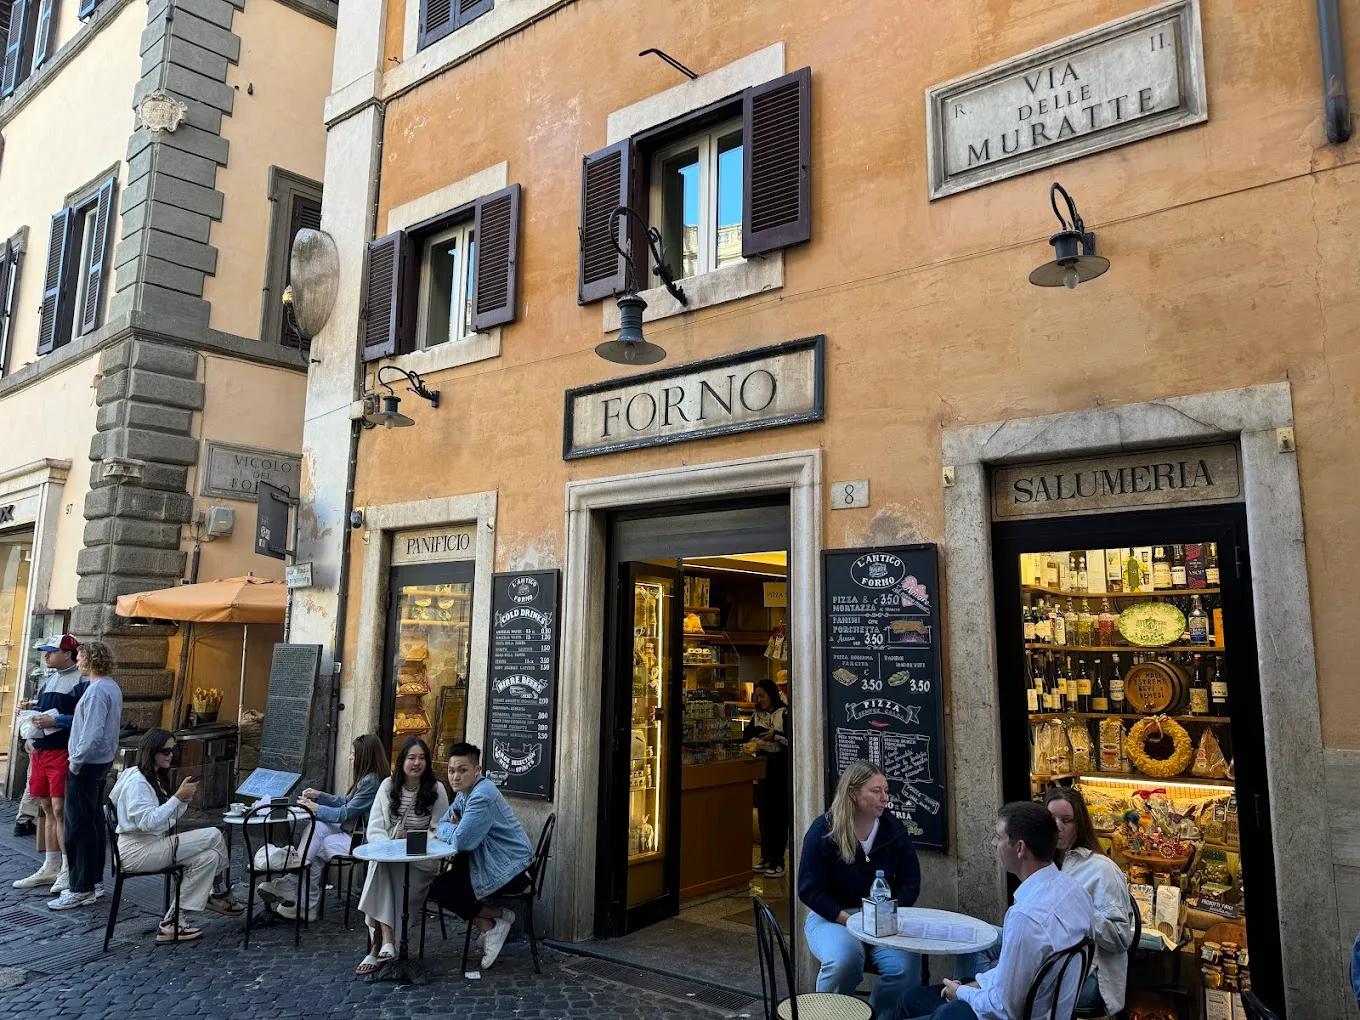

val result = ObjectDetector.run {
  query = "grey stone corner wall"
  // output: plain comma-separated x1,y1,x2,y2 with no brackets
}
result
69,336,203,727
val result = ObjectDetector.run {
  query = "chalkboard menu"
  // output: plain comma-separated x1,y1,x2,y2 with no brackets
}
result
259,643,322,774
823,546,948,851
484,571,560,799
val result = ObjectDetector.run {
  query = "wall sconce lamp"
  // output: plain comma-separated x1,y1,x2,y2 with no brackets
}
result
595,204,688,366
362,366,440,429
1029,182,1110,289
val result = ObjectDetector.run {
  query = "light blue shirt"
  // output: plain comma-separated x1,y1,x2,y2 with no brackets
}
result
435,776,533,899
68,676,123,771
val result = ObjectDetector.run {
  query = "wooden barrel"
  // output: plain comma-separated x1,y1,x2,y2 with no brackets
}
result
1123,658,1189,714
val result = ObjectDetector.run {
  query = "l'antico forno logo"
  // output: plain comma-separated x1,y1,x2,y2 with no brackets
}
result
508,576,540,605
850,553,907,589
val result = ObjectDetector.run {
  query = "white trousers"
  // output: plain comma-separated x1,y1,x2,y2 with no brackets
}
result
273,819,353,909
118,827,227,920
358,856,441,937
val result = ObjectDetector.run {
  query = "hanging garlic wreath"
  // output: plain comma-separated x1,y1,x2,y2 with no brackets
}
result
1126,715,1193,778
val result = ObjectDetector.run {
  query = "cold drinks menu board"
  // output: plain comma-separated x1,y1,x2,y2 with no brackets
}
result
484,570,560,799
823,546,948,851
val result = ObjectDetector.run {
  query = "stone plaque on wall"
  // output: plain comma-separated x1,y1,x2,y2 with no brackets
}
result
992,443,1240,520
564,336,825,459
926,0,1206,199
202,441,302,502
390,525,478,565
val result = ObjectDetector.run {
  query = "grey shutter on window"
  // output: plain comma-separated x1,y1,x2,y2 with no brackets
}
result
281,193,323,349
578,140,632,304
742,66,812,258
0,243,10,375
470,183,520,332
32,0,54,66
36,207,75,355
76,0,94,17
1,0,35,97
77,174,115,337
456,0,491,26
361,230,411,363
0,1,12,49
418,0,453,48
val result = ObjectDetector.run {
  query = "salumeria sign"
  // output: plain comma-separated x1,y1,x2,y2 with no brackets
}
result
991,444,1241,520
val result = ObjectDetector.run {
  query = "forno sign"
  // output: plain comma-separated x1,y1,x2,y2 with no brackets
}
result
563,336,825,460
925,0,1206,198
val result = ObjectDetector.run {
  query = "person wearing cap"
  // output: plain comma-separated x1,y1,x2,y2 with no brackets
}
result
11,634,87,896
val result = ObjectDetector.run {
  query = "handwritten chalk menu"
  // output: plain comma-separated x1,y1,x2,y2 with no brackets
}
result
259,643,322,774
236,767,302,802
823,546,948,851
484,571,560,799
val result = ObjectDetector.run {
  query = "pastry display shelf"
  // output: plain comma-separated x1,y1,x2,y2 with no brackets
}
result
684,605,722,614
1038,770,1236,788
628,849,663,864
1028,712,1231,724
683,630,769,647
1024,584,1221,598
400,618,471,628
402,588,472,600
1024,643,1223,653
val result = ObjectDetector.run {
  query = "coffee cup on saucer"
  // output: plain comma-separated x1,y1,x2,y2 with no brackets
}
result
226,802,246,817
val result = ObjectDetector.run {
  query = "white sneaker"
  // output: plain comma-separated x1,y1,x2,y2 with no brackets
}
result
480,909,515,969
257,879,290,902
12,864,59,890
47,889,98,911
276,900,318,922
49,869,70,894
94,883,105,900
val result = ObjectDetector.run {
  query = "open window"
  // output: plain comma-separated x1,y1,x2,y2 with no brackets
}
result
418,0,492,51
36,172,115,355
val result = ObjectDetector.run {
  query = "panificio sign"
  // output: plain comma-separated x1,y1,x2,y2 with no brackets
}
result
564,336,825,459
926,0,1206,198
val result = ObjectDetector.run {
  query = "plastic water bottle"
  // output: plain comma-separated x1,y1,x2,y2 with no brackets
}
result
870,870,891,902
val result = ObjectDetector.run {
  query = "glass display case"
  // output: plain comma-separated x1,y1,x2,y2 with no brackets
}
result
629,580,665,862
387,572,473,770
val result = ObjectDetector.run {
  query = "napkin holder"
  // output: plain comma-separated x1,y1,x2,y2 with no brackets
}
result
406,830,428,855
862,897,897,937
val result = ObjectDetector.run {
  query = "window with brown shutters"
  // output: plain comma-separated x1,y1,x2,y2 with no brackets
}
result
419,0,491,51
361,231,412,363
1,0,36,98
578,140,632,304
36,207,75,355
76,174,114,337
742,66,811,257
281,192,323,350
470,183,520,332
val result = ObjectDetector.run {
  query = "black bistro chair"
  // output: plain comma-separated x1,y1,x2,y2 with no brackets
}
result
239,802,316,948
1074,891,1141,1018
318,815,367,929
1022,935,1095,1020
102,803,186,952
752,896,871,1020
457,812,557,975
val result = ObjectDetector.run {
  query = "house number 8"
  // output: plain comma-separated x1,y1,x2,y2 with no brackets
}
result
831,480,870,510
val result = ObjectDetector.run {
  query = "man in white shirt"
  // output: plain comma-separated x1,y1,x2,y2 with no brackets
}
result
895,801,1093,1019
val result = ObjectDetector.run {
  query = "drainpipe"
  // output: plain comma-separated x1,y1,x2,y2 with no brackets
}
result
1317,0,1353,143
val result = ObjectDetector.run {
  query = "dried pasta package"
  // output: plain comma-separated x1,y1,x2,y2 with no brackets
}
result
1098,718,1127,772
1066,720,1094,773
1191,727,1230,778
1037,721,1072,776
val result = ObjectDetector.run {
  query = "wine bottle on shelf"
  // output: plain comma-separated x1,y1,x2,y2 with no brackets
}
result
1189,655,1209,715
1074,658,1092,712
1033,598,1051,644
1077,599,1095,646
1045,554,1061,590
1109,654,1126,712
1153,547,1172,590
1211,660,1229,712
1124,550,1142,592
1188,595,1209,644
1022,603,1036,642
1063,601,1079,647
1171,545,1188,588
1097,598,1117,646
1091,660,1109,713
1064,657,1080,713
1136,548,1154,591
1186,543,1207,589
1025,653,1039,713
1045,655,1063,711
1051,601,1067,646
1073,552,1089,593
1205,542,1221,586
1105,549,1124,593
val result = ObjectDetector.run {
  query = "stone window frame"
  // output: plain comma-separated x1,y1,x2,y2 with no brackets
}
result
600,44,787,335
260,167,323,351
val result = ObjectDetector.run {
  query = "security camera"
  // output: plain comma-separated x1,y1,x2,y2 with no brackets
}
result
349,509,365,529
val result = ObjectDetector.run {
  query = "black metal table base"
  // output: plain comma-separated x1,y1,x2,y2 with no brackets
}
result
368,957,427,985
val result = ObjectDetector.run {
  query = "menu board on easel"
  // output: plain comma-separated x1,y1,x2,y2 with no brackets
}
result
259,643,321,774
822,546,948,851
484,571,560,799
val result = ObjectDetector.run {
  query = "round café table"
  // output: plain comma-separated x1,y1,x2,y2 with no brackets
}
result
220,805,312,890
847,906,999,956
352,837,457,985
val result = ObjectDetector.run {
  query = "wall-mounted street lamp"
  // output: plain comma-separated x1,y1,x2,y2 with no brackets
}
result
1029,182,1110,290
595,205,689,366
362,366,440,429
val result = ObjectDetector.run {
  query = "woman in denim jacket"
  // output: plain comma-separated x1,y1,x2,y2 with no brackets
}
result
262,734,389,920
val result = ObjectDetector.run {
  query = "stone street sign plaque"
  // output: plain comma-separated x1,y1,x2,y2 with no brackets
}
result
926,0,1206,199
202,441,302,502
992,443,1241,520
564,336,825,459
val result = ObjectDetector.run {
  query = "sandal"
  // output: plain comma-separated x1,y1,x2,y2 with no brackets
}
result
156,921,202,943
355,954,381,976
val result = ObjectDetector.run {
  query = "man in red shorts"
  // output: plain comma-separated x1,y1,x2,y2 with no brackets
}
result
12,635,88,895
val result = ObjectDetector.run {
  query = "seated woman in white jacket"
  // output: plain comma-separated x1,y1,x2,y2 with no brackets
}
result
355,736,449,976
109,728,244,942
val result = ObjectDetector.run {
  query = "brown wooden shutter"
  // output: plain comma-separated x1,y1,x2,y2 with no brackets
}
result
31,0,54,66
77,175,115,337
470,183,520,332
361,230,411,363
742,66,812,258
36,208,75,355
578,140,632,304
281,193,323,348
1,0,35,97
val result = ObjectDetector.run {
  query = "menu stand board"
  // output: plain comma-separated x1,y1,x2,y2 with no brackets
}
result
259,643,322,775
236,767,302,802
823,546,948,851
484,571,560,799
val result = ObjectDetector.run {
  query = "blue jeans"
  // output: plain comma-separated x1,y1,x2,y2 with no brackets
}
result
805,911,922,1020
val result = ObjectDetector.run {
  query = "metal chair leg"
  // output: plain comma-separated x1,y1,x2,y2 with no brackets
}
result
438,902,447,940
103,875,124,952
420,898,428,959
294,871,305,945
173,869,182,939
343,862,353,931
525,898,540,974
462,917,474,972
244,878,255,949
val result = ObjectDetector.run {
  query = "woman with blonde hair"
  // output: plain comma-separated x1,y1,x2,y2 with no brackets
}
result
797,760,923,1020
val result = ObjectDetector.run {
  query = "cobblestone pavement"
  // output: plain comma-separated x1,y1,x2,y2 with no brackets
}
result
0,804,757,1019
